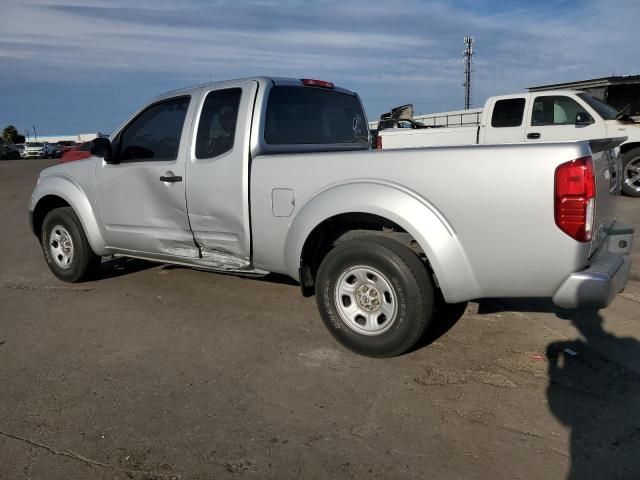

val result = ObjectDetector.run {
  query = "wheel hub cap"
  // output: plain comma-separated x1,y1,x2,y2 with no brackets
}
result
356,284,381,312
335,265,398,336
49,225,74,270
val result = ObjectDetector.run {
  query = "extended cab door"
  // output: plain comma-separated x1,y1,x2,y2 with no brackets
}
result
481,95,528,144
184,80,258,267
524,93,607,142
94,94,199,258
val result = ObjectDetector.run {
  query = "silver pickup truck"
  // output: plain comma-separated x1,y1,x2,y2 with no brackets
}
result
29,77,634,357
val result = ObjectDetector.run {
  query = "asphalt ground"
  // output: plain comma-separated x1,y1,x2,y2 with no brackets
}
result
1,158,639,480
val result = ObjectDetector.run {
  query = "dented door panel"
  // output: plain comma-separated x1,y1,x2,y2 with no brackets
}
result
185,80,258,262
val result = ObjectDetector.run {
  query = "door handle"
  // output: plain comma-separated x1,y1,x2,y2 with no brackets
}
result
159,175,182,183
527,132,541,139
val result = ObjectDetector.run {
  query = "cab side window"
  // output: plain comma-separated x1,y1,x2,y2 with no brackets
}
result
118,96,190,162
491,98,526,128
195,88,242,159
531,96,589,126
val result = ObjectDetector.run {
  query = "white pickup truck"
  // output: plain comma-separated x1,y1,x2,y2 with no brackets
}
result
377,90,640,197
29,77,634,357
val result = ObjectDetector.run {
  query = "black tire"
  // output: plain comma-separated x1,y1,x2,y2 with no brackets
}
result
622,147,640,197
315,236,434,357
41,207,101,282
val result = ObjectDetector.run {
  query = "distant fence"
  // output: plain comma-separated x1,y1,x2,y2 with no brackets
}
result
370,108,483,130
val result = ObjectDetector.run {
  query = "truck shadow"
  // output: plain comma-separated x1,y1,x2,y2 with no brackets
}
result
97,257,157,280
410,295,468,352
478,299,640,479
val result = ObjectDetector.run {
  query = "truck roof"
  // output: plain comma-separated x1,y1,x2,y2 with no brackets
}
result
496,89,586,99
150,76,358,103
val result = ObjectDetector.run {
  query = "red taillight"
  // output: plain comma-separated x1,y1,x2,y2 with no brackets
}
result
301,78,334,89
554,156,595,242
375,135,382,149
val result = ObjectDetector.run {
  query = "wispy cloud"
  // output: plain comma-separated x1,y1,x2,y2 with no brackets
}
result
0,0,638,134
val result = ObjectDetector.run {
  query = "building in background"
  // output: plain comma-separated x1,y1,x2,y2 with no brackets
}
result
31,132,108,144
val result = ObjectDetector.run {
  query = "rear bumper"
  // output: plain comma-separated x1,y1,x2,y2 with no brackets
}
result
553,222,634,309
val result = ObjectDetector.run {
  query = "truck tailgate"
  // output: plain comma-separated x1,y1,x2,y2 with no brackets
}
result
589,137,625,256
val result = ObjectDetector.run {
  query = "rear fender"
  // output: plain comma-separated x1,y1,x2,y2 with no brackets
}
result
286,181,480,302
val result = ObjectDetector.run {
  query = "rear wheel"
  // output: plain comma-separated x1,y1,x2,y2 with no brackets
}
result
315,236,434,357
41,207,101,282
622,147,640,197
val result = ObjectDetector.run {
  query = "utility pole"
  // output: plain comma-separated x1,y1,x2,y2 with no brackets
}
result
32,124,37,141
463,36,474,110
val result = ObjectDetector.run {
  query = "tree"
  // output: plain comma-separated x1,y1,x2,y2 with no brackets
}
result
2,125,20,144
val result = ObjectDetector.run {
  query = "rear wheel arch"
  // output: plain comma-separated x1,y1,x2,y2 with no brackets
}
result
620,144,640,197
298,212,432,296
620,142,640,155
287,183,479,302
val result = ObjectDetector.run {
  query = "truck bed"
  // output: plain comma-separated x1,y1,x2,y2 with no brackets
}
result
380,125,479,149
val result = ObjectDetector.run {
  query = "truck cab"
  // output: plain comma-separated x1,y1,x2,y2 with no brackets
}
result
379,90,640,196
482,90,626,143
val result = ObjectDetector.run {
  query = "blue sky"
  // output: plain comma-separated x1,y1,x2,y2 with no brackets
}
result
1,0,638,136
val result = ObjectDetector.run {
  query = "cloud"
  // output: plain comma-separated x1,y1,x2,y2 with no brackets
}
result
0,0,638,133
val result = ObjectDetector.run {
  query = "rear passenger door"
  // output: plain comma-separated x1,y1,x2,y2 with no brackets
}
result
185,80,258,267
524,94,607,142
482,96,528,144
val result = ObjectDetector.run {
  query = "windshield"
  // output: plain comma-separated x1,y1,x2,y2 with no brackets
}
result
577,93,619,120
26,142,43,147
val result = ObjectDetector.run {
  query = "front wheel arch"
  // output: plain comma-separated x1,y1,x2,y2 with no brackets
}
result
31,176,108,255
32,195,71,239
40,207,101,282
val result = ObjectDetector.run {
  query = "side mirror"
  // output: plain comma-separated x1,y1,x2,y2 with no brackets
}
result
90,137,116,164
575,112,594,126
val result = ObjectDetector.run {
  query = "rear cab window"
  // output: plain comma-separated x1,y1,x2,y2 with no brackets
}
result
491,98,526,128
195,88,242,159
264,85,369,149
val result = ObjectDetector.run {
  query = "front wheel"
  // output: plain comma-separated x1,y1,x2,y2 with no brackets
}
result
41,207,101,282
315,236,434,357
622,147,640,197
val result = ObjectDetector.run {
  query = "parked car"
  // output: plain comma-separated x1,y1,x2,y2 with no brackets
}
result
56,140,77,154
60,142,91,163
14,143,25,158
376,90,640,197
50,143,62,158
0,143,22,160
29,77,633,357
23,142,55,159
